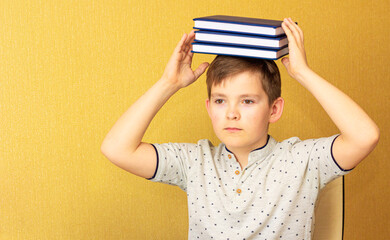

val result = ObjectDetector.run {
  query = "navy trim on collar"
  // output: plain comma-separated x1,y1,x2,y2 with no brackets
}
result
224,135,270,153
250,135,270,152
225,146,233,153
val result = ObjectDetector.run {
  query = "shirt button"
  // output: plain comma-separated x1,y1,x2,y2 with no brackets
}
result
236,189,242,194
235,170,240,175
228,154,232,159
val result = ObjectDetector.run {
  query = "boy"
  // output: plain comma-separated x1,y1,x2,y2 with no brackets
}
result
101,18,379,239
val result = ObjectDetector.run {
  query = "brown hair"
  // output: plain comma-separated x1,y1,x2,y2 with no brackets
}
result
206,55,281,105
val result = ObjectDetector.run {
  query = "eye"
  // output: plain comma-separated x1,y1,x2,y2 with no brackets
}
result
242,99,254,104
214,99,225,104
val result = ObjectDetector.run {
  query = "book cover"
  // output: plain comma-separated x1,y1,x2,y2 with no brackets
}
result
193,15,288,37
191,42,289,60
194,30,288,49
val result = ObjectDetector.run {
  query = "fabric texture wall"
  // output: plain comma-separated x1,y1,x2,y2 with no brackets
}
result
1,0,389,239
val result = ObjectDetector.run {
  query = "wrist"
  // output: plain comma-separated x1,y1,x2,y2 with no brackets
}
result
157,77,182,95
294,67,314,84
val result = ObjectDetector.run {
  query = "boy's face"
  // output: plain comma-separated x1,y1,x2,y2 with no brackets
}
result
206,71,283,153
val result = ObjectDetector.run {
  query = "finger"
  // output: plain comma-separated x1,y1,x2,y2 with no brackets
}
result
285,18,304,50
184,30,196,53
188,29,196,40
281,57,290,69
283,18,300,41
185,41,198,67
282,21,298,48
186,42,194,58
288,18,304,44
193,62,209,80
182,36,195,63
283,18,302,47
183,44,194,64
188,48,194,59
174,33,188,53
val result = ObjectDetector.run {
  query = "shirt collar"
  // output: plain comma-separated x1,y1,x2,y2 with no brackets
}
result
248,135,276,163
224,135,277,166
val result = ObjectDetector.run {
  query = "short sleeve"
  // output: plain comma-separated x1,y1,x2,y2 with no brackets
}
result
291,135,352,189
147,142,197,192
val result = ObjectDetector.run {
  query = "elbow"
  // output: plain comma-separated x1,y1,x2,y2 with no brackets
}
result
100,143,109,158
101,138,110,155
101,141,134,167
359,125,380,153
345,124,380,155
101,141,118,163
370,125,380,149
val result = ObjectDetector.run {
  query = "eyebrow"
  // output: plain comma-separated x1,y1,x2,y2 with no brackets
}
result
210,93,260,98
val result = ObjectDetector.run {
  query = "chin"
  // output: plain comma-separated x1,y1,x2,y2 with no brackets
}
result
220,133,267,152
220,137,249,150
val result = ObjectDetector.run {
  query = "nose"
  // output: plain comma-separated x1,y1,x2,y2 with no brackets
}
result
226,104,240,120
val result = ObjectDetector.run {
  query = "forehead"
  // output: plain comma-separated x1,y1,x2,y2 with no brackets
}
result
210,71,265,96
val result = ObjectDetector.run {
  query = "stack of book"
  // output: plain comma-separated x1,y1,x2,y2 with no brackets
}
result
191,15,290,60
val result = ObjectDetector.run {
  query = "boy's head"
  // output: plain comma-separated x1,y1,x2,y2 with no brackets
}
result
206,55,281,106
205,55,284,153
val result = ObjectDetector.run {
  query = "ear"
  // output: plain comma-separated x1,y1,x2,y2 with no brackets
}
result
205,98,211,117
269,97,284,123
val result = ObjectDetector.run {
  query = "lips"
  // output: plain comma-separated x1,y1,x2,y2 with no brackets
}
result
224,127,242,133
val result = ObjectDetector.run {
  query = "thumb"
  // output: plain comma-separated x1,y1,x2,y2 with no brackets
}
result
193,62,210,80
281,57,290,69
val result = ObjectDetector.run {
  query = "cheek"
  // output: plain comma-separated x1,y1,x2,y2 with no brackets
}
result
210,112,221,124
243,107,269,124
209,107,223,125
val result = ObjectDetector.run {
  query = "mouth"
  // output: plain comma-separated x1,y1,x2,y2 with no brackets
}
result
224,127,242,133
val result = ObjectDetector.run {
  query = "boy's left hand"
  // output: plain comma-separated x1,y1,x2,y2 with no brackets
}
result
280,18,380,171
281,18,310,81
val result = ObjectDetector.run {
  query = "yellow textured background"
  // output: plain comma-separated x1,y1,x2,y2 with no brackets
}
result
1,0,389,239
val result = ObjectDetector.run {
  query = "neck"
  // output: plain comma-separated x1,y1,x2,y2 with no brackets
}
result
234,151,249,170
226,135,270,170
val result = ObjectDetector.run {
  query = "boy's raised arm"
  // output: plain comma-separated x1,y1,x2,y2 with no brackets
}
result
281,18,380,170
101,30,209,178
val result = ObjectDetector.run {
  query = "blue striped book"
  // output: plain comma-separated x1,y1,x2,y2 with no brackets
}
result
193,15,286,37
191,42,289,60
194,30,288,49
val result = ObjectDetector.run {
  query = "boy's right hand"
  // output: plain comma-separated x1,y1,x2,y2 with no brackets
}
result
161,30,209,89
102,31,209,179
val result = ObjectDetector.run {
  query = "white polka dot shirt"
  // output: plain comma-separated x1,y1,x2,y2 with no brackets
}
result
148,135,351,239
